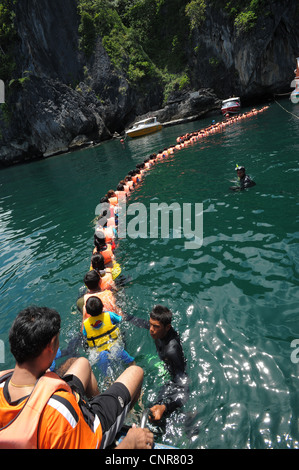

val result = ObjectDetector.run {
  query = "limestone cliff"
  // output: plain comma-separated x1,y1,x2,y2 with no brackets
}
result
188,1,299,102
0,0,298,167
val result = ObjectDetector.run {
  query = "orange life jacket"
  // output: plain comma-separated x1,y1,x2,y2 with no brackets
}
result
126,180,134,190
132,175,140,184
0,371,72,449
83,290,117,322
93,245,114,265
115,190,126,199
99,272,115,291
108,196,118,206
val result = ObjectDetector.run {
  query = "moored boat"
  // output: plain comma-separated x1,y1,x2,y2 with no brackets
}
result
221,97,241,115
126,117,163,138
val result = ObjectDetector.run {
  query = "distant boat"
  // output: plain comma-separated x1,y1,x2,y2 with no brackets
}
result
126,117,163,138
221,97,241,115
291,57,299,104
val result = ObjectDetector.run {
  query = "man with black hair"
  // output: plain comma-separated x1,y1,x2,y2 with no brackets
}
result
148,305,189,421
0,306,153,449
126,305,189,422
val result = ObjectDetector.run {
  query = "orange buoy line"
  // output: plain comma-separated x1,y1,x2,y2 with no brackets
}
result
175,106,269,146
81,105,269,319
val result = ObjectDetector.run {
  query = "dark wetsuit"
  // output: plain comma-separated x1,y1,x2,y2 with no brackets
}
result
153,326,189,414
230,174,256,191
239,174,256,190
124,314,189,414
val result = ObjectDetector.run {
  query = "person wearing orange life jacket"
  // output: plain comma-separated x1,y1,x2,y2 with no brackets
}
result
95,222,116,248
143,158,151,169
106,189,118,207
0,306,153,449
91,253,116,291
115,183,127,201
128,169,141,186
149,153,157,164
77,270,123,327
131,173,139,185
136,161,146,174
82,296,135,376
118,179,131,194
93,232,115,266
99,195,116,220
156,149,163,159
124,175,134,191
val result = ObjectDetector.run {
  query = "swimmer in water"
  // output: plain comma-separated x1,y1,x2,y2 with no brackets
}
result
148,305,189,422
230,165,256,191
124,305,189,422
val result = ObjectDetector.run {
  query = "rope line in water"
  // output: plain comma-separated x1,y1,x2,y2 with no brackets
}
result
274,99,299,120
87,104,270,317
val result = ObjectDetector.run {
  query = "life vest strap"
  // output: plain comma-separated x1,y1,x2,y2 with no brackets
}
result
86,325,118,347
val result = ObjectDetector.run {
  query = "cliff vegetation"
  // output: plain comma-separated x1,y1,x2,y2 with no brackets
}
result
0,0,298,166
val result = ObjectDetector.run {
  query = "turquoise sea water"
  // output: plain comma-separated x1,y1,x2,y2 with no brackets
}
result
0,100,298,449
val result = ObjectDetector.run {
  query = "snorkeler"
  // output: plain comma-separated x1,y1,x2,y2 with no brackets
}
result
230,165,256,191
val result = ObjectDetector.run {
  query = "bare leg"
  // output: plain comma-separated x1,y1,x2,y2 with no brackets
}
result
115,365,144,408
63,357,100,398
56,357,77,377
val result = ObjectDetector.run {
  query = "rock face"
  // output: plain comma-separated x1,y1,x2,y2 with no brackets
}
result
0,0,298,166
15,0,83,83
0,0,164,166
188,1,299,102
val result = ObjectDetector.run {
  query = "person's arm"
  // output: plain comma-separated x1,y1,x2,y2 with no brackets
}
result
122,313,150,329
150,375,189,420
109,311,123,324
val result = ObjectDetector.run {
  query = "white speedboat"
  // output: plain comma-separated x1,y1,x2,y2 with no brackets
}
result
221,97,241,115
126,117,163,138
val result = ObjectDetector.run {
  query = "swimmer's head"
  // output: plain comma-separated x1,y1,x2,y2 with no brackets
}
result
235,164,245,172
149,305,172,340
235,165,245,180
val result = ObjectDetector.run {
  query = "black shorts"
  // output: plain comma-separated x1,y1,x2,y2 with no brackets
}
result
64,374,131,449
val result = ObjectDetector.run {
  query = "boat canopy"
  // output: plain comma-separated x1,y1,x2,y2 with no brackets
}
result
130,117,158,128
222,97,240,104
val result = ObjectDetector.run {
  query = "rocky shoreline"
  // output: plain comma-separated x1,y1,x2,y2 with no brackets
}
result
0,85,222,167
0,0,298,168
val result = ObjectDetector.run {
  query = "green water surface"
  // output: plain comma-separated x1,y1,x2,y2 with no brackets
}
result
0,100,298,449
